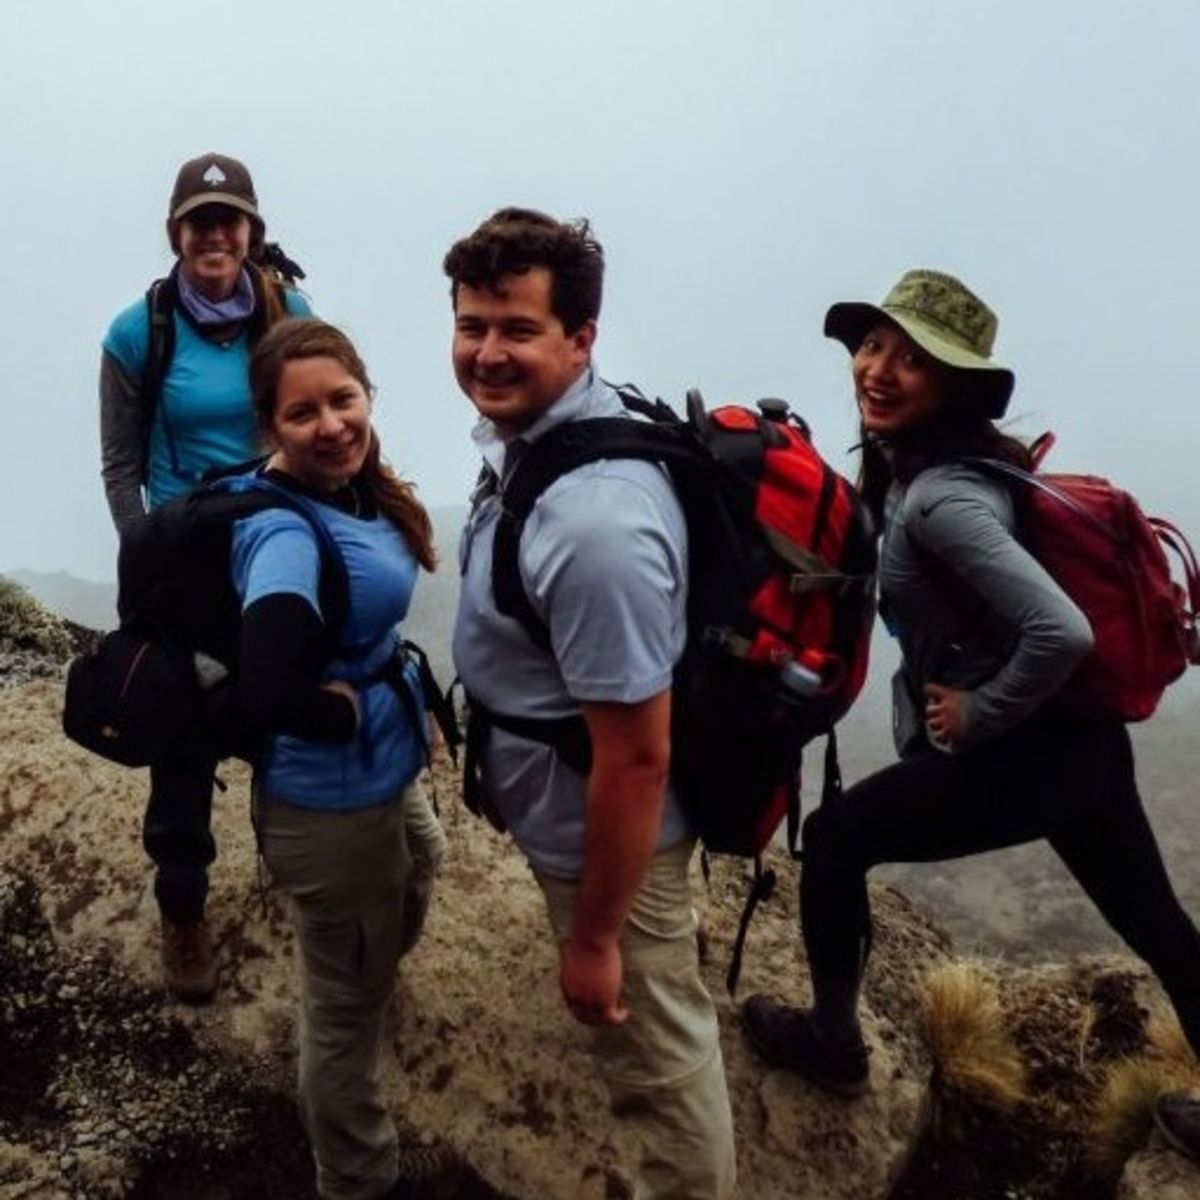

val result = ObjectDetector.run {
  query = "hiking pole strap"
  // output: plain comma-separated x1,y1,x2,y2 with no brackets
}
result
821,728,843,807
726,856,776,996
786,767,802,861
462,702,487,821
397,640,463,765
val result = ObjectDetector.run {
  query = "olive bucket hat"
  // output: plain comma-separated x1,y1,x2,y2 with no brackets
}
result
824,269,1015,418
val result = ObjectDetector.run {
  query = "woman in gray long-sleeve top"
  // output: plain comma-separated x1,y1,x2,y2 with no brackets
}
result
741,269,1200,1098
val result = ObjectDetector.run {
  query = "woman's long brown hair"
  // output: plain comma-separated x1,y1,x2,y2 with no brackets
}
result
249,317,436,571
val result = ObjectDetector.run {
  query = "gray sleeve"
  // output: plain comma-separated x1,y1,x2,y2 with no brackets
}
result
99,351,148,537
909,477,1094,748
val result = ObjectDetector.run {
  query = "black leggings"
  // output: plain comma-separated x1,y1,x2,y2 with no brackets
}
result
800,706,1200,1055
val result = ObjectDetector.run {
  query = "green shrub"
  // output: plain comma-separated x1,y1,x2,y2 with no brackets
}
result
0,577,73,659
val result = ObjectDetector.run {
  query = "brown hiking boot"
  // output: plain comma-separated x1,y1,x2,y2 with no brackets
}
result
161,918,217,1003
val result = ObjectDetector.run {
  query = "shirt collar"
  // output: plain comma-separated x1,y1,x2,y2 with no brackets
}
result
470,365,626,481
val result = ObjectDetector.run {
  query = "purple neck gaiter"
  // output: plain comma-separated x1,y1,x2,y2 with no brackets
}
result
176,265,256,325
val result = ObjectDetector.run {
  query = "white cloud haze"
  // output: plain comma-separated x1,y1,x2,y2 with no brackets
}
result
1,0,1197,579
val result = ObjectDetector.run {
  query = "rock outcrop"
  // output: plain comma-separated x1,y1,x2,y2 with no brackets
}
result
1,675,952,1198
1119,1137,1200,1199
2,589,1198,1198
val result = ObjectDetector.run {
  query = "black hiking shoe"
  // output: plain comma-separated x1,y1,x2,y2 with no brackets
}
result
1155,1090,1200,1162
741,994,870,1097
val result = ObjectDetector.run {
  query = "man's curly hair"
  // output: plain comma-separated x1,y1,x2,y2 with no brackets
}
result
443,207,604,333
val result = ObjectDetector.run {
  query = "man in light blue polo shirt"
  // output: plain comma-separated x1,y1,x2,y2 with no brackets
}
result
447,208,735,1200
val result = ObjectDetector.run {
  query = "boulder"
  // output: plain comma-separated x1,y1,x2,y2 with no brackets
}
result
1119,1134,1200,1199
1,678,948,1198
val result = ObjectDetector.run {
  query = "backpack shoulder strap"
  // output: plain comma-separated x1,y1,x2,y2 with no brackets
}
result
493,416,697,648
142,278,175,423
964,455,1121,546
141,277,179,476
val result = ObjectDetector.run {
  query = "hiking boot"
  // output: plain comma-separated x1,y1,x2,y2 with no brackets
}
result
1155,1089,1200,1162
161,918,217,1003
741,994,870,1097
397,1134,464,1199
375,1136,463,1200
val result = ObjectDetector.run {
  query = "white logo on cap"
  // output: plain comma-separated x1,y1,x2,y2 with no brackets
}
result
202,162,227,187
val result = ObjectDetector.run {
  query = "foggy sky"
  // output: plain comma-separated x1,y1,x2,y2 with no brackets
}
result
2,0,1197,581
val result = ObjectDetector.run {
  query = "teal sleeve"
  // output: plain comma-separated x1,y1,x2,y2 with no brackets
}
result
101,296,151,380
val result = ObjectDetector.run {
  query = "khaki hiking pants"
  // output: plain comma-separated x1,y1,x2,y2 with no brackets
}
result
259,782,441,1200
536,840,736,1200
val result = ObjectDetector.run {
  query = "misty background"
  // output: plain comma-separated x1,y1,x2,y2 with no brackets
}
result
3,1,1199,580
3,1,1199,964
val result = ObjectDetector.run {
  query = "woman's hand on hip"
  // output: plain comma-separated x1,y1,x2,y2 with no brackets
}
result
923,682,969,752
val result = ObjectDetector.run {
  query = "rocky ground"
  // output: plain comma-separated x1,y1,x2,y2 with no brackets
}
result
2,579,1200,1199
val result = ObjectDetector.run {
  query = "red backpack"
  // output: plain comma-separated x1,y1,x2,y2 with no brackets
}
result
466,388,877,989
976,434,1200,720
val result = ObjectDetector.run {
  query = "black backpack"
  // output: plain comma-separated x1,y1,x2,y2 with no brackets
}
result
465,388,877,990
63,474,348,767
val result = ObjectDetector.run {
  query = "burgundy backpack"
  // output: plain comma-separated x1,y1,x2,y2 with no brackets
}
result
975,433,1200,720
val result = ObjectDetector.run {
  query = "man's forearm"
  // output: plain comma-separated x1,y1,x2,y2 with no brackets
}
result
572,756,668,947
554,692,673,1024
571,692,672,948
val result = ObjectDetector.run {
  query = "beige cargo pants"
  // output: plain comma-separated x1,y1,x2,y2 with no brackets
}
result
536,839,737,1200
259,782,443,1200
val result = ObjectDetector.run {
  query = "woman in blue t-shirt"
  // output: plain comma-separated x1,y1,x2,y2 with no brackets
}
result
237,316,440,1199
98,153,311,1002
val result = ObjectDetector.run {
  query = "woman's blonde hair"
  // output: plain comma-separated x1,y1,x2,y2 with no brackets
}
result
248,318,436,571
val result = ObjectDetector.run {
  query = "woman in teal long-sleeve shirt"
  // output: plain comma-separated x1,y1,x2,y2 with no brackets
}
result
98,151,309,1002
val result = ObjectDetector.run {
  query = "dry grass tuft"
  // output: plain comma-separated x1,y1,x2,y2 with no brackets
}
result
1089,1058,1176,1174
920,960,1026,1108
1087,1013,1200,1175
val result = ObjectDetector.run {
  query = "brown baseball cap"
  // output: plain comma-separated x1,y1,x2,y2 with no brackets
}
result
169,153,261,222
